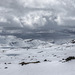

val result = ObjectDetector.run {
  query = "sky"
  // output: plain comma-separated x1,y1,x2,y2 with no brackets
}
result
0,0,75,34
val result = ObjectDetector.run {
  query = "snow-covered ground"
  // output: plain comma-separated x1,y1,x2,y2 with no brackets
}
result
0,36,75,75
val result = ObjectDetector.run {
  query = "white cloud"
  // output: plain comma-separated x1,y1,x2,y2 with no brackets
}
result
0,17,8,23
0,0,75,31
20,11,47,29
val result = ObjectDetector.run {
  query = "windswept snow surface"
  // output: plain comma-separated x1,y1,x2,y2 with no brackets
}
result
0,36,75,75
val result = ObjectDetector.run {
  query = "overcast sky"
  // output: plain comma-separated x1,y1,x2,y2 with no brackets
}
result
0,0,75,33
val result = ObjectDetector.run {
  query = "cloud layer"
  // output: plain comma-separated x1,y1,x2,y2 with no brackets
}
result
0,0,75,33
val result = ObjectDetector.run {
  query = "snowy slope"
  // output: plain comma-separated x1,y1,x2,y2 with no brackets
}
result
0,36,75,75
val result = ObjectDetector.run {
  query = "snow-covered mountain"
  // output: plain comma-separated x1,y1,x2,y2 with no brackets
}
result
0,35,74,50
0,35,55,49
0,34,75,75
